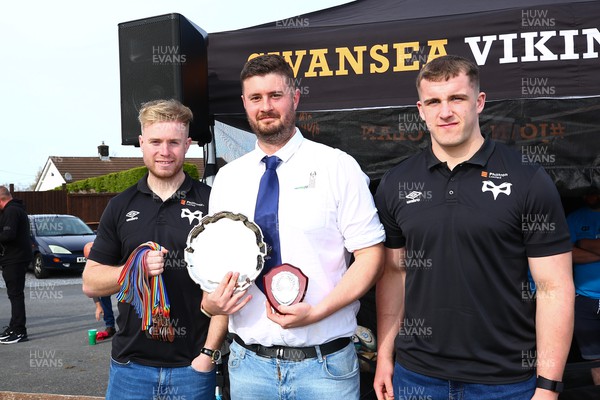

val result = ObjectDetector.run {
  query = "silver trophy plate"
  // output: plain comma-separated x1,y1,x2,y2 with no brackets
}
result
185,211,266,293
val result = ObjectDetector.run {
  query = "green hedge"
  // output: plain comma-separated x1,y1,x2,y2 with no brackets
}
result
63,163,200,193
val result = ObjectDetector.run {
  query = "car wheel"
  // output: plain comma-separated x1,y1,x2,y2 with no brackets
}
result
33,254,49,279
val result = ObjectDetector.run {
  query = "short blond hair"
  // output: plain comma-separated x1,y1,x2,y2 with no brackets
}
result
138,99,193,130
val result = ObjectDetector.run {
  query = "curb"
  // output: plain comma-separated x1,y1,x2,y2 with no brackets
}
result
0,393,103,400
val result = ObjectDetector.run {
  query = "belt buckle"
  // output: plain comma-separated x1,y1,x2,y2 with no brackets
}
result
277,347,306,361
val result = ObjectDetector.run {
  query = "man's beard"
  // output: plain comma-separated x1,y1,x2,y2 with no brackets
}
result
248,111,296,145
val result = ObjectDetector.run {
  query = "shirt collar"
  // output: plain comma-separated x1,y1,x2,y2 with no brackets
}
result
425,136,495,170
137,172,153,194
137,172,193,198
252,128,304,165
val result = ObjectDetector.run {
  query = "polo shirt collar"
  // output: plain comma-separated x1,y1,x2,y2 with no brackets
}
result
425,136,495,169
252,128,303,165
137,172,193,198
137,172,153,194
469,137,495,166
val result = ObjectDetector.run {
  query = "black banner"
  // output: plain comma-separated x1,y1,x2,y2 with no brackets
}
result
207,1,599,113
206,0,600,194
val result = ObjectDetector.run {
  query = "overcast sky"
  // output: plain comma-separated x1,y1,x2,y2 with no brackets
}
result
0,0,349,189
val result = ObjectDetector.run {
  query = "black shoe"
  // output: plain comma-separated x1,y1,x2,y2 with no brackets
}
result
0,326,13,340
105,327,116,338
0,331,28,344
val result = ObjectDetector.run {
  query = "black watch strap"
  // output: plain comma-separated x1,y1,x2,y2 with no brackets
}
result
200,347,221,363
536,376,564,393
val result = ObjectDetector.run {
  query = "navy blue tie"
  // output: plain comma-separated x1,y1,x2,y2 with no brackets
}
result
254,156,282,291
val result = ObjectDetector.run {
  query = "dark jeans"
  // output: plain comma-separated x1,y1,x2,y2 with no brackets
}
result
99,296,115,328
1,261,28,333
393,362,536,400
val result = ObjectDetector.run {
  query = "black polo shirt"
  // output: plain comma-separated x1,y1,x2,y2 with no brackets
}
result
89,173,211,367
374,138,572,384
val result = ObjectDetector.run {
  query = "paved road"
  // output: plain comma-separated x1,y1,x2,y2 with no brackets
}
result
0,272,109,397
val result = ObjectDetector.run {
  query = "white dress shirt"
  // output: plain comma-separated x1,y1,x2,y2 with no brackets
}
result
209,130,385,346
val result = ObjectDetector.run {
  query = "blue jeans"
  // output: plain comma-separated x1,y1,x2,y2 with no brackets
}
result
228,340,360,400
393,362,536,400
98,296,115,328
106,358,216,400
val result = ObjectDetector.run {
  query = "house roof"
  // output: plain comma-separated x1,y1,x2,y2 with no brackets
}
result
48,156,224,183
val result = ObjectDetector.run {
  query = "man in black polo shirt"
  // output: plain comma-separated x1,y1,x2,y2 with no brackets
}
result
373,55,574,400
82,99,227,400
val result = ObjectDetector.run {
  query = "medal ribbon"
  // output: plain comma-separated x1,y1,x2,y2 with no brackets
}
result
116,241,170,332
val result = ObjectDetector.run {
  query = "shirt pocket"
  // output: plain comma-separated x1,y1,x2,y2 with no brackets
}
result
283,188,327,232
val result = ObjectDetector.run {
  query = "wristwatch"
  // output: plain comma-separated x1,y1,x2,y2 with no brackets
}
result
536,375,564,393
200,347,222,364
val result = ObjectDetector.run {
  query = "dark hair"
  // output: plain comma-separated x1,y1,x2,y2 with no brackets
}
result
416,55,480,92
240,54,295,91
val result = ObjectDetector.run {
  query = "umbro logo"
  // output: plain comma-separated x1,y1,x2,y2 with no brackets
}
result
405,191,423,204
125,210,140,222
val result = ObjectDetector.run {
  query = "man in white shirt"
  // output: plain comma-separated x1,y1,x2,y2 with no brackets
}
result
202,54,385,400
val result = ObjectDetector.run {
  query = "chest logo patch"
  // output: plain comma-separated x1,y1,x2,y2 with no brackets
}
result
181,208,203,225
405,191,423,204
481,181,512,200
125,210,140,222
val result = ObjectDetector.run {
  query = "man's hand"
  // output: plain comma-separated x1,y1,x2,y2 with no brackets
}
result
265,301,315,329
144,248,168,277
94,301,104,321
373,357,395,400
191,354,216,373
202,272,252,315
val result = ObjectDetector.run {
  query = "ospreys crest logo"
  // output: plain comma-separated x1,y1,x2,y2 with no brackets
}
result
481,181,512,200
181,208,203,225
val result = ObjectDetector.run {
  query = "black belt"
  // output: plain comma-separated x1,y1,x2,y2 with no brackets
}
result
232,335,350,361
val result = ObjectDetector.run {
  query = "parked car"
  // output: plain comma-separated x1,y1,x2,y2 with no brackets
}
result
29,214,96,279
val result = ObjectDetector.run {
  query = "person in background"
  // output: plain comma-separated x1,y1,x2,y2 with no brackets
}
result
85,241,116,339
92,297,116,339
373,55,574,400
202,54,385,400
0,185,33,344
82,99,228,400
567,188,600,385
